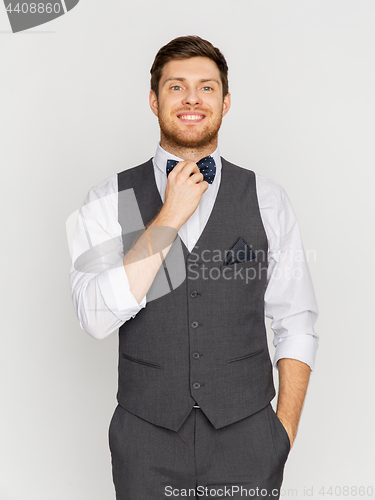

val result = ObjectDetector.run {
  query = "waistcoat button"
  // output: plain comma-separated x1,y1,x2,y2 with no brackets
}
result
190,291,198,298
192,352,200,359
192,382,201,389
191,321,199,329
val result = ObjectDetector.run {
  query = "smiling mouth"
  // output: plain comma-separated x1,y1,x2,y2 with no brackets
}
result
177,114,205,122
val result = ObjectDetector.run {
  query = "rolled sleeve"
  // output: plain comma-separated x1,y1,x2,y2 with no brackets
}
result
69,175,147,340
260,180,319,371
97,263,147,320
272,311,319,370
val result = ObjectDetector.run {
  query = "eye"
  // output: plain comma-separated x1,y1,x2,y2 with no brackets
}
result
170,85,182,91
202,86,213,91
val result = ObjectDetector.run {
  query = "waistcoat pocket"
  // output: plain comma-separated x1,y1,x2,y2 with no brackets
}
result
122,352,163,369
226,347,265,364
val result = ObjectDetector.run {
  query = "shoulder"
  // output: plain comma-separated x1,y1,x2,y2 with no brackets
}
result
80,174,119,223
254,174,300,241
83,173,118,205
82,158,153,206
118,158,154,187
75,173,122,248
254,173,288,212
222,158,288,211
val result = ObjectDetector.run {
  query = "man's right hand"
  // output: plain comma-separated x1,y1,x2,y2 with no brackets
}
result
157,161,209,230
123,161,208,304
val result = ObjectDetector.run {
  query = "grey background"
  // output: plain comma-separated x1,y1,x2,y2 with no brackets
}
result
1,1,374,499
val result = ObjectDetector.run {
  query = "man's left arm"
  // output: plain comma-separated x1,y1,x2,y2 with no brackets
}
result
261,181,319,450
276,358,311,449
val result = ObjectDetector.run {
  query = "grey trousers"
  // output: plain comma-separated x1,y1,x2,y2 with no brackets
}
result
108,403,290,499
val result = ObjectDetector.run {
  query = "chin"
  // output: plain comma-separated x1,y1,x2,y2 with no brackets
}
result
166,131,216,149
160,123,221,150
176,137,215,149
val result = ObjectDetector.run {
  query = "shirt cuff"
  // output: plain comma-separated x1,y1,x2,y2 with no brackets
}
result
273,333,319,371
97,262,146,320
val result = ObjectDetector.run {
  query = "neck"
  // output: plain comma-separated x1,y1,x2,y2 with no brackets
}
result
160,135,218,162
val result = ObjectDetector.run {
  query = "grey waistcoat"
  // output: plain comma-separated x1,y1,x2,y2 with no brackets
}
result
117,157,276,431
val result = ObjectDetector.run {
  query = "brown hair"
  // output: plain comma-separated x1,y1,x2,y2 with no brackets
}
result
150,35,229,100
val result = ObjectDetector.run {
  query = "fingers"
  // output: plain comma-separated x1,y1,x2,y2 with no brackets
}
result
168,160,208,193
190,173,209,193
189,170,205,184
168,160,200,181
200,179,209,193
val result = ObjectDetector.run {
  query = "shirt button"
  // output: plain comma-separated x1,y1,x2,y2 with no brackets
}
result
192,382,201,390
191,321,199,329
192,352,200,359
190,291,198,298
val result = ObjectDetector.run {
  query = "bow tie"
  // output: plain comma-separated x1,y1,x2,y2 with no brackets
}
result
166,155,216,184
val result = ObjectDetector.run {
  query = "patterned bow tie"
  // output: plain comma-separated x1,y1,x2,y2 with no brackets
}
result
166,155,216,184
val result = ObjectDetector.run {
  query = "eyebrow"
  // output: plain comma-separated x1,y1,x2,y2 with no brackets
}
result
163,77,221,87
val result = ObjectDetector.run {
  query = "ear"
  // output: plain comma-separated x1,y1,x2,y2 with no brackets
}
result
222,92,231,117
149,89,159,117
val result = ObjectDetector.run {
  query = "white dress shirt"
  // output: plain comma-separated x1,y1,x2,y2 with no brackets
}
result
69,143,319,370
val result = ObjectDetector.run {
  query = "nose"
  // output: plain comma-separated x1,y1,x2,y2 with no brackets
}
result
182,88,202,106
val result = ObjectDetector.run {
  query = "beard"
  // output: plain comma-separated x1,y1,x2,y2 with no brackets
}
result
158,109,223,149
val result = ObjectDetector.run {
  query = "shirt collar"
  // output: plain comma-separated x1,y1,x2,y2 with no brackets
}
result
153,142,222,178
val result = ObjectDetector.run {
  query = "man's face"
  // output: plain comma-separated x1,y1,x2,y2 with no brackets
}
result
150,57,231,149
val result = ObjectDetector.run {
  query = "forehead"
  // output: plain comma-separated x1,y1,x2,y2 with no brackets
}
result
160,57,221,86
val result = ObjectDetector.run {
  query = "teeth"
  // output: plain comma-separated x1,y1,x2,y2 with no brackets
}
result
179,115,204,120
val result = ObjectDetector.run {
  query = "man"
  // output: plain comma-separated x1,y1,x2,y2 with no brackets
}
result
69,35,319,499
